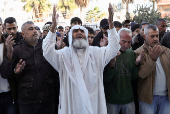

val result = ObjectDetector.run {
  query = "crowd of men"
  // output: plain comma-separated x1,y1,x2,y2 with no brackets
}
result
0,4,170,114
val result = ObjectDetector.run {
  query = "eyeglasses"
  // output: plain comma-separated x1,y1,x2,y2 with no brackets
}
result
7,27,17,31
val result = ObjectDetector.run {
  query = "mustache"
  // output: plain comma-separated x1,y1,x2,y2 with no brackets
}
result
33,33,38,36
76,34,83,37
153,41,159,44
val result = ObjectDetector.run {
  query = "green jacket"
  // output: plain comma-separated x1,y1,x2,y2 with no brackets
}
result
104,49,139,105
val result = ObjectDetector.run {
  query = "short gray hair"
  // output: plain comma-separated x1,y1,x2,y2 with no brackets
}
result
118,28,132,36
144,24,158,35
21,21,34,32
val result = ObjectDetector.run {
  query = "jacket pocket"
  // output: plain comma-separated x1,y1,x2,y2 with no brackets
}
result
18,77,36,99
19,53,34,66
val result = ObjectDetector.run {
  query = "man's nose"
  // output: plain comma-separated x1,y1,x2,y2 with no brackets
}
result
10,29,14,33
78,30,82,34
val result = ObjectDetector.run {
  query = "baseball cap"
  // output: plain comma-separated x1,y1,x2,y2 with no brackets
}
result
100,19,109,29
56,32,61,37
130,22,137,28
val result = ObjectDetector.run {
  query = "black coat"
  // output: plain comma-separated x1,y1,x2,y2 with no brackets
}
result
92,31,103,47
1,39,59,104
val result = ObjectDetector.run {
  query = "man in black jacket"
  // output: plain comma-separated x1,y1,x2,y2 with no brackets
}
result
3,17,23,45
131,22,150,50
0,17,21,114
1,21,59,114
92,18,109,47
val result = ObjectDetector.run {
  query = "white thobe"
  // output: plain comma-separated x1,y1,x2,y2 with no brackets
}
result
42,27,120,114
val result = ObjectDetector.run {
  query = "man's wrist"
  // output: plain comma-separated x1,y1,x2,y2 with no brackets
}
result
6,53,12,62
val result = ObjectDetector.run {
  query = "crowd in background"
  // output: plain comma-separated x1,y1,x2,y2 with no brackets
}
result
0,8,170,114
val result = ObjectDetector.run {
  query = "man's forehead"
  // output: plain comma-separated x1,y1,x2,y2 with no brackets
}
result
25,24,36,29
6,22,17,27
148,29,159,34
73,28,84,31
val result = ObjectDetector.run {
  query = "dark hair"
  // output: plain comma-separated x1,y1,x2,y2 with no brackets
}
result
45,22,52,25
155,18,166,25
114,21,122,28
85,27,95,35
58,26,64,29
139,22,150,29
70,17,82,25
131,24,140,32
4,17,17,26
122,20,130,26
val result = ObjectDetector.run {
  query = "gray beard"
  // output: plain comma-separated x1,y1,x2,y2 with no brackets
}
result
72,39,88,49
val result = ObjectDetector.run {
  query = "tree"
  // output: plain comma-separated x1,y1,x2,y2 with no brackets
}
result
74,0,91,19
85,7,106,22
23,0,51,22
57,0,77,19
122,0,134,19
133,5,162,24
149,0,160,10
74,0,89,13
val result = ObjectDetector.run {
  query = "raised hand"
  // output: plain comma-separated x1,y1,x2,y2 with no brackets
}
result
51,5,59,33
108,3,114,29
149,45,162,61
5,35,15,61
14,59,26,74
100,34,108,47
135,50,145,66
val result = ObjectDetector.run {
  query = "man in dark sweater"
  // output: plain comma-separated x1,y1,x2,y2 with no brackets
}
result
104,28,144,114
155,18,167,41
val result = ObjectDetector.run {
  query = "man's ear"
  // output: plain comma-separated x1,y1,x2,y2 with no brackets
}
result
3,24,6,29
143,34,146,40
21,32,25,38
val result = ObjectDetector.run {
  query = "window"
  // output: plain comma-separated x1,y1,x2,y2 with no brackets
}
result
164,8,170,11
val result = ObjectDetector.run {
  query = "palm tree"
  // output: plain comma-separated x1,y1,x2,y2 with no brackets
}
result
85,7,106,22
23,0,51,22
122,0,134,19
57,0,77,19
74,0,90,19
74,0,89,12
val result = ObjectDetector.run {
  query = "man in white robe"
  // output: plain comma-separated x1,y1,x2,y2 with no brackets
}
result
43,4,120,114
